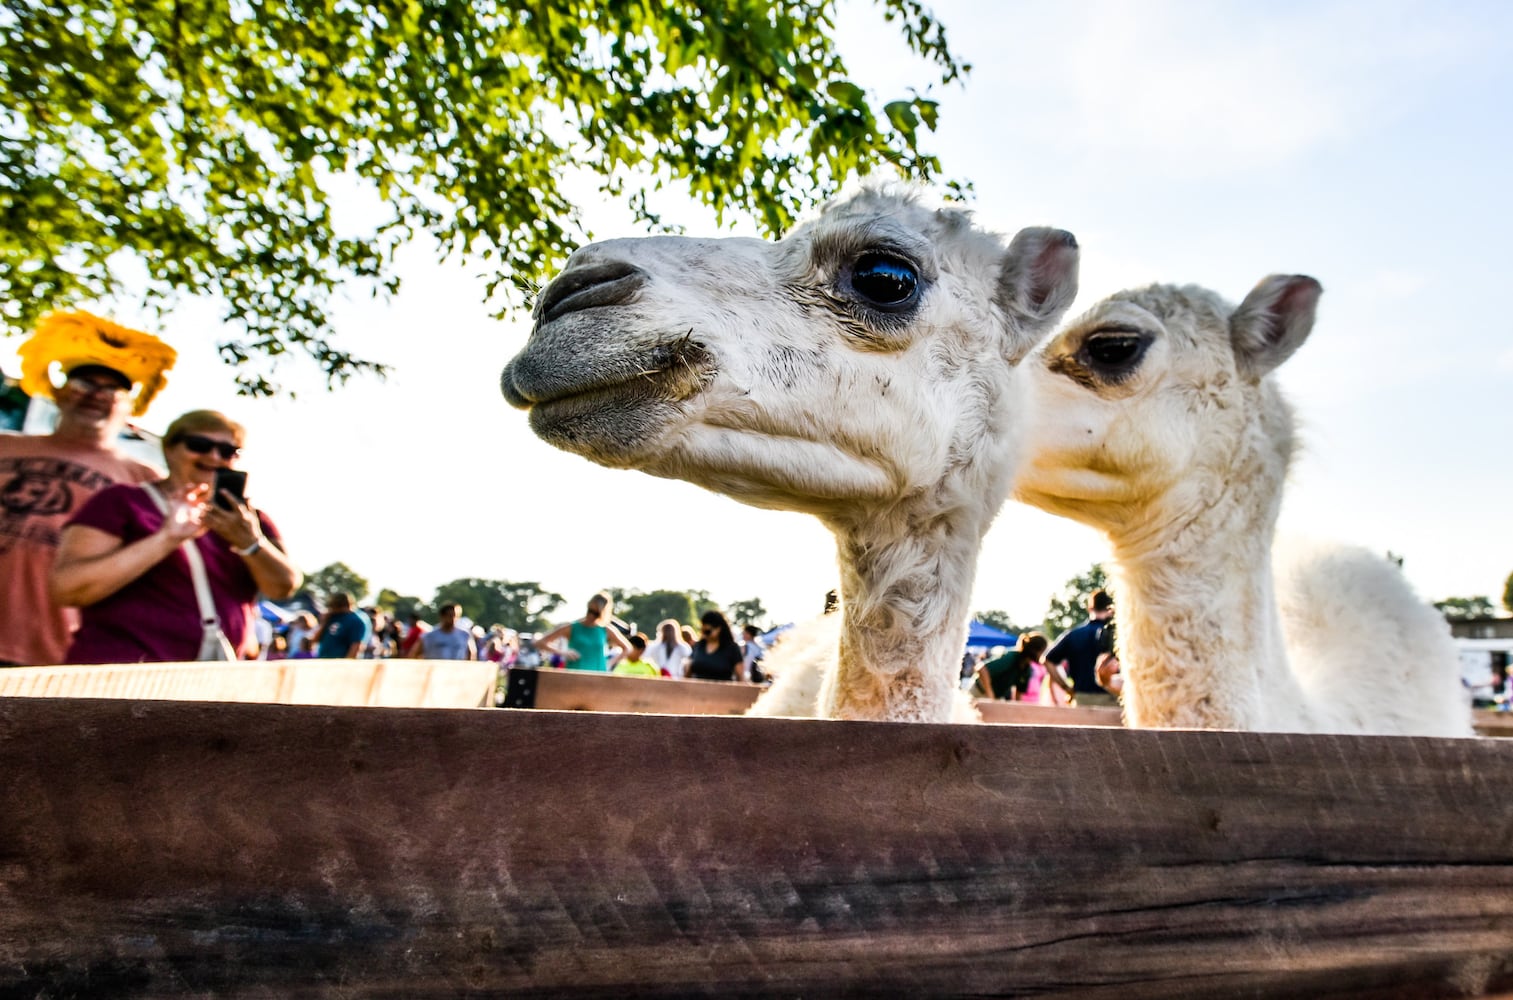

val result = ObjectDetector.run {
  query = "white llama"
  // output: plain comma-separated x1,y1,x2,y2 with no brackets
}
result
501,188,1079,723
1013,275,1470,737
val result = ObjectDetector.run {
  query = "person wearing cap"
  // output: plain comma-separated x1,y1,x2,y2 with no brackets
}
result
0,312,172,665
1043,589,1119,708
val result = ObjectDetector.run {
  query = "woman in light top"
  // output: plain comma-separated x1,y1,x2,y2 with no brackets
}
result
535,591,632,672
645,619,692,678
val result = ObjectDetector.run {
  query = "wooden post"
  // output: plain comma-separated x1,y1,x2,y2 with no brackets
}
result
504,666,762,715
0,696,1509,997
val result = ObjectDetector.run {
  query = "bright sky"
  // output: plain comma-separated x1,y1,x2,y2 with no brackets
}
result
5,0,1510,629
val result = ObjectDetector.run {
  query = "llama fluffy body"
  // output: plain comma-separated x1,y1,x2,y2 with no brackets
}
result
1013,277,1470,737
501,188,1078,722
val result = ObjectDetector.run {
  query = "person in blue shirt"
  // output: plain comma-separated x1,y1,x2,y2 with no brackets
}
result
412,602,476,660
1044,589,1117,707
316,591,372,659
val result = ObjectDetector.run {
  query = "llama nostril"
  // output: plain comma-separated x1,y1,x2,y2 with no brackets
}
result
536,260,648,324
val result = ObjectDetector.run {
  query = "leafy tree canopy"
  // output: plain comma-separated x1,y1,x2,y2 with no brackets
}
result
1503,571,1512,615
373,588,431,622
303,560,369,606
2,0,965,393
1040,563,1110,639
1434,595,1497,622
608,588,695,633
433,578,565,632
688,589,721,620
973,609,1021,637
725,596,769,630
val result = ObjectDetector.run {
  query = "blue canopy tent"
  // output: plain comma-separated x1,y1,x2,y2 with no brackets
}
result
965,619,1017,651
760,623,796,646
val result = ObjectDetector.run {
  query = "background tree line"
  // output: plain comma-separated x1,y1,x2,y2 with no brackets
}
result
300,563,769,634
303,557,1513,646
977,562,1513,643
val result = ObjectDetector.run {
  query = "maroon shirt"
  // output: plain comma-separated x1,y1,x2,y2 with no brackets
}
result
63,483,281,663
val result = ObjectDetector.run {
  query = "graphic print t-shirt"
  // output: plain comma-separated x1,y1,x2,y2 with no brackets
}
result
0,433,158,665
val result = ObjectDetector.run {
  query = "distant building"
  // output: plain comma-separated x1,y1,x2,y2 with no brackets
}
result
1450,617,1513,706
1448,616,1513,641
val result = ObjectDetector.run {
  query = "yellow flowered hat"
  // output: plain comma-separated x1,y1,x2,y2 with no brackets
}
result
17,311,178,417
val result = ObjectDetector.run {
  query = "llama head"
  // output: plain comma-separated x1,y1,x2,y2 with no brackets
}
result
501,188,1079,519
1014,275,1321,535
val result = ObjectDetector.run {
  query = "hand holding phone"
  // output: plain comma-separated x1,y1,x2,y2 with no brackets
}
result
213,468,248,511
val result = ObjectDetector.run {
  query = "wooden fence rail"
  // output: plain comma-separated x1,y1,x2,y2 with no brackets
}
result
0,696,1509,997
3,661,1507,736
0,659,498,709
502,667,1513,737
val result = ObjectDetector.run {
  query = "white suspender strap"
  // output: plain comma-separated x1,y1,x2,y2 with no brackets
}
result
142,484,220,631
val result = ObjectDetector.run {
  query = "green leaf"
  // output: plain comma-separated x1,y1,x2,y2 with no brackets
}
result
0,0,969,394
883,100,919,139
825,80,867,108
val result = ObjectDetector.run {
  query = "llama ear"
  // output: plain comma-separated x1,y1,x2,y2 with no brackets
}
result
996,227,1080,353
1230,275,1322,378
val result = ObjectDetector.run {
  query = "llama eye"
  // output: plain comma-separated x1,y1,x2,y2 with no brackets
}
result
849,253,920,308
1082,332,1149,371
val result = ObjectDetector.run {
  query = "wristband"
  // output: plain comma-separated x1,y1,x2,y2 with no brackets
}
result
234,537,263,557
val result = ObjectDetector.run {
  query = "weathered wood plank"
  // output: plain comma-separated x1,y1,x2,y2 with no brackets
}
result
1476,710,1513,738
0,660,496,709
0,697,1508,997
505,666,761,715
974,700,1123,727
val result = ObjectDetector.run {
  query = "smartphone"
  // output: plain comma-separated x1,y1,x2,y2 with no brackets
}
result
213,468,248,510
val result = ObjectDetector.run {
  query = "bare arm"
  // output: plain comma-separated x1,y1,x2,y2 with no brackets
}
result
204,499,301,600
605,626,633,655
534,623,572,660
51,501,203,608
1046,658,1075,694
971,664,994,699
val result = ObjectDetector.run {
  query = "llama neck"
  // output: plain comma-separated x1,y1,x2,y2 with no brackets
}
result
820,499,990,723
1110,462,1311,731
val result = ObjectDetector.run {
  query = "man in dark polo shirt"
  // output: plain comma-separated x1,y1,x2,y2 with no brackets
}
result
1045,589,1117,707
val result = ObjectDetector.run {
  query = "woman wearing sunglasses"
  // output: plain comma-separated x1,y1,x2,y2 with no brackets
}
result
50,409,301,663
534,591,632,672
686,609,746,682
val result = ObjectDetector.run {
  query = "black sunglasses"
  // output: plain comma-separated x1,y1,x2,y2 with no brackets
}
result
174,433,240,460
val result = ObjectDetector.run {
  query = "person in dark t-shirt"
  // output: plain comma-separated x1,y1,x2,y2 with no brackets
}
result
1045,589,1117,707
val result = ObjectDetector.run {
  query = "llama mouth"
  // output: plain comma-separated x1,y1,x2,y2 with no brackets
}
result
501,337,716,457
502,338,714,409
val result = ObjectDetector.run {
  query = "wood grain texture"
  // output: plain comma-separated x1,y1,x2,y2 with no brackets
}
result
0,660,496,709
508,666,762,715
1475,711,1513,738
0,697,1509,997
975,701,1124,727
